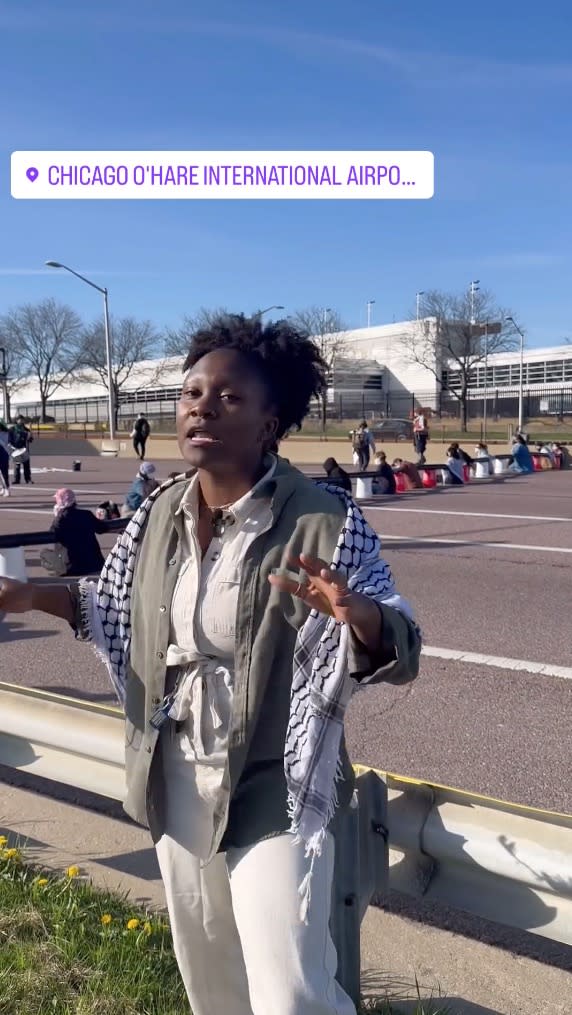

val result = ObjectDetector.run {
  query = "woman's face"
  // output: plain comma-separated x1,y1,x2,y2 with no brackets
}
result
176,348,279,472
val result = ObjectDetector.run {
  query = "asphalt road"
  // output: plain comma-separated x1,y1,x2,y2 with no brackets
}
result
1,454,571,814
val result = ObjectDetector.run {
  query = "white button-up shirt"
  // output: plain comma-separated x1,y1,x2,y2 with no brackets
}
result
162,458,277,858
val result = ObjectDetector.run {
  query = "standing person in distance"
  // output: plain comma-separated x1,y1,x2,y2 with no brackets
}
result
131,413,151,460
0,313,420,1015
9,416,34,485
0,420,10,496
352,421,375,472
412,410,429,465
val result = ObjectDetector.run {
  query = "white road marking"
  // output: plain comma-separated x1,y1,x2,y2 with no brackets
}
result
0,507,53,516
367,506,572,523
8,486,114,495
423,645,572,681
378,533,572,554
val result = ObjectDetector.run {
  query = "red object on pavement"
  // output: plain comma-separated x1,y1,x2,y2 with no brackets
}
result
421,469,437,488
463,464,471,482
531,454,543,471
395,472,408,493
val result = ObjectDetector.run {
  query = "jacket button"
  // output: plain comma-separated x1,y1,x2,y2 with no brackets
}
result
157,651,164,660
169,558,176,566
159,605,166,613
146,746,152,753
151,697,160,706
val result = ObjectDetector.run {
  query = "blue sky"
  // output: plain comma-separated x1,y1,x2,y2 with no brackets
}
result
1,0,571,348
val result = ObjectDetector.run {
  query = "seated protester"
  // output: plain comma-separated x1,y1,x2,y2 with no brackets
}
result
473,441,492,477
40,488,106,577
537,442,556,465
449,441,473,467
391,458,423,488
509,434,534,473
372,452,397,495
446,445,466,485
95,500,121,521
322,456,352,494
121,462,160,517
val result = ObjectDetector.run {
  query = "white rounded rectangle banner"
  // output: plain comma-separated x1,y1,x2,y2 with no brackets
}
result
11,150,434,200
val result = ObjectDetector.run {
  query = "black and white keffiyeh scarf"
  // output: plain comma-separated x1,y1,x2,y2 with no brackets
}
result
79,473,415,920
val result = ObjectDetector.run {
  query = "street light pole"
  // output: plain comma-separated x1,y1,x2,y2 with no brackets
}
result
483,322,489,441
366,300,375,328
256,305,285,318
506,316,525,432
416,291,425,321
45,261,116,441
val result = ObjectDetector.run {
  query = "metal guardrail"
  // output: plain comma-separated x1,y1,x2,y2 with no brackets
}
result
0,683,570,951
0,518,127,551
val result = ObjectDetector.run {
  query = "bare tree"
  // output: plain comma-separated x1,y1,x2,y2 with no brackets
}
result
0,337,29,422
0,299,84,421
163,306,233,360
79,316,161,428
289,307,348,434
401,288,517,431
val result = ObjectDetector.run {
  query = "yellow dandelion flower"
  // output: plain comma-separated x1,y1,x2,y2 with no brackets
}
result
65,865,80,878
126,918,140,930
36,878,49,886
3,848,21,860
143,921,152,935
0,836,7,847
101,913,113,926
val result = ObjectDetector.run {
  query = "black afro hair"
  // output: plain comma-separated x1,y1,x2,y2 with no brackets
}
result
182,313,328,439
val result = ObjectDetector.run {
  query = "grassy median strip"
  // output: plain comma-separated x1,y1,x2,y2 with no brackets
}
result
0,838,451,1014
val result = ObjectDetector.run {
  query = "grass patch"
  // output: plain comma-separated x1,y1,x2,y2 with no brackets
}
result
0,837,452,1015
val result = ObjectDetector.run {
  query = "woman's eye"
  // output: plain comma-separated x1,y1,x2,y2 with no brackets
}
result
181,388,199,400
221,393,240,402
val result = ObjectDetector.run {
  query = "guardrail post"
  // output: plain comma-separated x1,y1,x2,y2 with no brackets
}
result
330,769,388,1005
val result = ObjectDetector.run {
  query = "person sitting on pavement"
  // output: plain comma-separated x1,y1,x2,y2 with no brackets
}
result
372,452,397,495
449,442,474,468
391,458,423,488
95,500,121,521
322,456,352,493
509,434,534,473
537,442,556,466
473,442,493,477
121,462,160,517
40,488,106,577
446,445,466,485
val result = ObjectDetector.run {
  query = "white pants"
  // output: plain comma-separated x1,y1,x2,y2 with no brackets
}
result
155,830,357,1015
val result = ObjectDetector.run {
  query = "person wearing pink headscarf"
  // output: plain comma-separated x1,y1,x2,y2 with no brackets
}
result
41,488,106,577
53,487,76,516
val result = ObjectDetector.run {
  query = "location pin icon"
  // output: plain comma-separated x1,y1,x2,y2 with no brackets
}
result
26,167,39,182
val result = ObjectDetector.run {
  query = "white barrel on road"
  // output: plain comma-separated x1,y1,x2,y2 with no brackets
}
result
355,476,373,499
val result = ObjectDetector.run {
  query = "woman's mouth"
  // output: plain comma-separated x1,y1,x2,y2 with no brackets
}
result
187,430,221,446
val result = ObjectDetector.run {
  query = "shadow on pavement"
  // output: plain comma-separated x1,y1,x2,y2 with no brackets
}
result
0,620,58,642
360,973,502,1013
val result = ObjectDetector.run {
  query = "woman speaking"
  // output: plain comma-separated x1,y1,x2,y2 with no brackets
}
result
0,313,420,1015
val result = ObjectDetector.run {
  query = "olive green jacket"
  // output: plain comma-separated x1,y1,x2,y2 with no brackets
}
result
122,456,421,852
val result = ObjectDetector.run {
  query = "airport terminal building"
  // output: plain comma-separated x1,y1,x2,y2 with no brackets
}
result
7,319,572,425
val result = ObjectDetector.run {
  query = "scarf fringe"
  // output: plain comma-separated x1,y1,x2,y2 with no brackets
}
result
78,578,126,706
